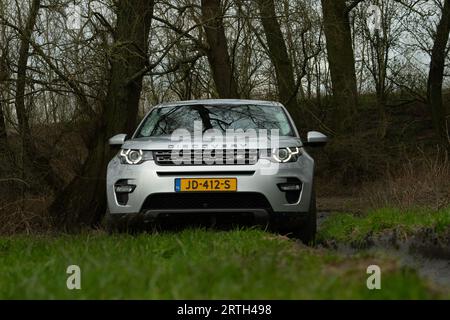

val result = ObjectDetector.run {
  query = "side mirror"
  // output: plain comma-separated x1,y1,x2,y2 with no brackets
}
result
109,134,128,147
305,131,328,147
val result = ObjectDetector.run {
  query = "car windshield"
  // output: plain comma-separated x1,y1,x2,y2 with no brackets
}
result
135,104,295,137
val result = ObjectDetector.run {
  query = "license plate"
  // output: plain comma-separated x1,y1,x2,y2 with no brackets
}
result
174,178,237,192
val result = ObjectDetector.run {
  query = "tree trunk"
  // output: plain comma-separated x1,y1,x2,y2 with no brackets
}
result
0,101,6,150
50,0,155,229
256,0,299,118
15,0,40,150
0,1,8,149
13,0,64,191
427,0,450,148
201,0,239,98
321,0,358,131
0,49,7,150
13,0,63,189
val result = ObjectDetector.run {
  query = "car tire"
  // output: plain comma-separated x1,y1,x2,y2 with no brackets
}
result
294,190,317,246
104,208,127,234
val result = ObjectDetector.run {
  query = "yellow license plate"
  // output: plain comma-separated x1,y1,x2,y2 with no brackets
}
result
175,178,237,192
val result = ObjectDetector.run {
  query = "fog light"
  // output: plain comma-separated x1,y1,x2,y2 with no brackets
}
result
278,183,301,191
115,185,135,193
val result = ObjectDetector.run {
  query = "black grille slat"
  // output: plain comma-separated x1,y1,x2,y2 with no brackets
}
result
154,149,258,166
141,192,272,211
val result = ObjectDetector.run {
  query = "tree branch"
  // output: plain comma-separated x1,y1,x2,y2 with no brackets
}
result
345,0,365,15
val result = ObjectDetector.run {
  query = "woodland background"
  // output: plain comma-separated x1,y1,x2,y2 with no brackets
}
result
0,0,449,233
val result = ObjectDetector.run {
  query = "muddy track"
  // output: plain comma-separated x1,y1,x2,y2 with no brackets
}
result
316,211,450,289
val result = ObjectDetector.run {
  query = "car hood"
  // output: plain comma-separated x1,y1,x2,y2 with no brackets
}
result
122,135,303,150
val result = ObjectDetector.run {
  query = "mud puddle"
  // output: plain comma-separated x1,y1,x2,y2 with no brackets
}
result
322,242,450,289
317,211,450,290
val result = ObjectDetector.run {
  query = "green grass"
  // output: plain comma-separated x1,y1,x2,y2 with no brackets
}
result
318,207,450,244
0,228,445,299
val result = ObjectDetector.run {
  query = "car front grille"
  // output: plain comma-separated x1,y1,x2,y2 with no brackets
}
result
141,192,272,211
154,149,258,166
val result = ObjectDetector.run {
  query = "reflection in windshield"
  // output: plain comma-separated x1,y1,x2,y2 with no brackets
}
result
136,104,294,137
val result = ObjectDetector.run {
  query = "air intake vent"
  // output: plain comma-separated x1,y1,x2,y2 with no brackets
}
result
141,192,272,211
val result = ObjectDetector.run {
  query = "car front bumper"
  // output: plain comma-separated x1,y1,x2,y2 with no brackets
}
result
106,152,315,216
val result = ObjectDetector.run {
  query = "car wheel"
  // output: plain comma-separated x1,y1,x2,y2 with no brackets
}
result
295,190,317,246
104,208,127,234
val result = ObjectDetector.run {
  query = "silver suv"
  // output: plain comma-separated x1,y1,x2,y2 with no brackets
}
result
106,99,327,244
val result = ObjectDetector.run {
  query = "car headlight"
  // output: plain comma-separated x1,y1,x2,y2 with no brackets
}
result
271,147,301,163
119,149,153,165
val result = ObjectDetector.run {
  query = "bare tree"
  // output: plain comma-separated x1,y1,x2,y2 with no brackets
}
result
428,0,450,147
11,0,64,189
0,1,8,150
353,0,418,137
321,0,361,130
256,0,299,117
14,0,40,153
51,0,156,229
201,0,239,98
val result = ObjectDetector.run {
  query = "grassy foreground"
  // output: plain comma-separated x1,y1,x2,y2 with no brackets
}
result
0,228,445,299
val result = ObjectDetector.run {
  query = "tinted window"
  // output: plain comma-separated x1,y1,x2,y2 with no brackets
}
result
135,104,295,137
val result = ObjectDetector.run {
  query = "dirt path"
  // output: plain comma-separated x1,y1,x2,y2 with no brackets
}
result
316,207,450,290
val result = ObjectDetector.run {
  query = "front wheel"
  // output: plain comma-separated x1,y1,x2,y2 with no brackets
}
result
104,208,128,234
